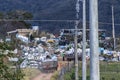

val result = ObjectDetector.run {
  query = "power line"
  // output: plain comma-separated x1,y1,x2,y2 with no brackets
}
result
0,19,77,22
0,19,120,26
98,22,120,26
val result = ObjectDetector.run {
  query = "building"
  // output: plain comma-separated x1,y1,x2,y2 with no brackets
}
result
7,29,38,36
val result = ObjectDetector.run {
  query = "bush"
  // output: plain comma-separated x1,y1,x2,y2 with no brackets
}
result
50,71,59,80
64,68,75,80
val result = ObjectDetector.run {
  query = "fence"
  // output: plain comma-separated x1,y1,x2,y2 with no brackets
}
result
79,61,120,80
57,61,74,80
99,61,120,80
58,61,120,80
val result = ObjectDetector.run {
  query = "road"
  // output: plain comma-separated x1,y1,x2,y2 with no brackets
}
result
31,59,68,80
32,73,53,80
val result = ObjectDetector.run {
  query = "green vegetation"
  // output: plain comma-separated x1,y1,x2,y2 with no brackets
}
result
0,10,33,38
22,68,41,80
5,10,32,29
0,42,24,80
50,71,59,80
64,61,120,80
0,42,12,50
1,0,120,34
0,12,4,19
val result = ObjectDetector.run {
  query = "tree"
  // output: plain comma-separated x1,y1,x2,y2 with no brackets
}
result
6,10,33,20
0,12,4,19
0,42,24,80
1,10,33,29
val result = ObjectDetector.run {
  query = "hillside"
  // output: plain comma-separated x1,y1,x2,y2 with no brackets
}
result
0,0,120,35
0,21,30,38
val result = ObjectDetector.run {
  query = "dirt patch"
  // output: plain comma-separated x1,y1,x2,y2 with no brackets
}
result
31,73,53,80
31,61,68,80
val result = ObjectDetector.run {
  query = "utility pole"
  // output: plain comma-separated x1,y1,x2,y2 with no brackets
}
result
82,0,86,80
112,5,116,50
75,21,79,80
89,0,100,80
75,0,80,80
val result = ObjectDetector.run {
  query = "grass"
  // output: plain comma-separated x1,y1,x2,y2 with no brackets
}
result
64,61,120,80
50,71,59,80
22,68,41,80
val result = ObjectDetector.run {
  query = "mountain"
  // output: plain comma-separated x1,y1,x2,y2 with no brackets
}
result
0,0,76,19
0,0,120,36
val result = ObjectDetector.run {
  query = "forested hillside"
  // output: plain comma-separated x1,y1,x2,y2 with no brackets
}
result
0,0,120,36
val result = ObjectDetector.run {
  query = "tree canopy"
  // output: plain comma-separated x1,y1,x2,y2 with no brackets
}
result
0,42,24,80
